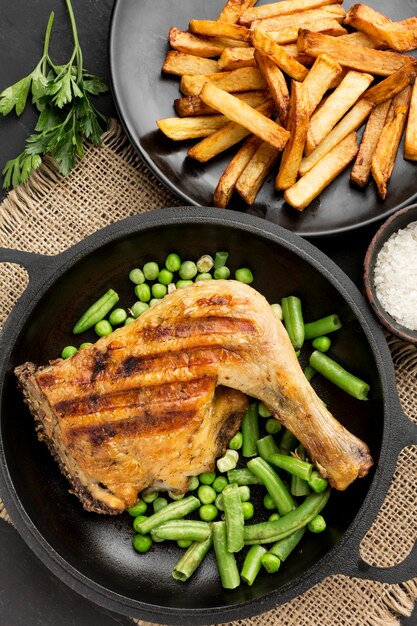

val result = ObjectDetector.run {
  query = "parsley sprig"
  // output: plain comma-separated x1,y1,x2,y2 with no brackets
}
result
0,0,108,189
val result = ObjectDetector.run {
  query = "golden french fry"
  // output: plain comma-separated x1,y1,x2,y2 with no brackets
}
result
345,4,417,53
400,17,417,30
276,81,310,190
405,81,417,161
199,82,290,149
175,91,267,117
251,6,346,32
252,28,309,81
282,43,316,66
303,54,343,115
299,99,373,175
169,27,227,58
163,51,219,76
267,19,347,45
350,100,391,187
297,30,414,76
284,132,359,211
214,135,262,207
239,0,343,27
338,31,387,50
189,20,251,43
236,140,281,204
188,100,274,162
156,115,230,140
254,50,290,125
372,87,413,199
217,0,257,24
363,61,417,105
218,47,256,70
306,71,374,154
180,66,266,96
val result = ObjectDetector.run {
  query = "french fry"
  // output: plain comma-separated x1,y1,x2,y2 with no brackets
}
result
299,99,373,175
214,135,262,207
254,51,290,125
188,100,274,162
252,28,309,81
282,43,316,66
266,19,347,45
338,31,386,50
363,61,417,105
180,67,266,96
350,100,391,187
189,20,251,43
276,81,310,190
217,0,257,25
199,82,290,149
156,115,230,140
284,132,359,211
372,87,413,199
218,47,256,70
305,70,374,154
236,140,281,204
303,54,344,115
345,4,417,53
175,91,268,117
163,52,219,76
251,6,346,32
297,30,414,76
239,0,343,27
405,81,417,161
401,17,417,30
169,27,227,58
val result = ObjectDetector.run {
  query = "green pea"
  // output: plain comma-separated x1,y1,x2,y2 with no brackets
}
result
61,346,78,359
213,266,231,280
132,534,153,553
198,485,216,505
129,268,145,285
228,431,243,450
212,476,228,493
268,512,280,522
176,279,193,289
242,501,255,521
188,476,199,491
130,301,149,318
95,320,113,337
152,283,167,298
258,402,271,418
199,472,216,485
158,269,174,285
195,273,212,281
79,342,93,349
124,317,136,325
165,253,181,273
133,515,149,532
199,503,218,522
149,298,162,307
263,493,276,510
127,500,147,517
177,538,193,549
266,418,282,435
308,514,326,533
142,491,159,503
143,262,160,281
109,308,127,326
235,268,253,284
153,497,168,513
179,261,198,280
312,336,331,353
135,283,151,302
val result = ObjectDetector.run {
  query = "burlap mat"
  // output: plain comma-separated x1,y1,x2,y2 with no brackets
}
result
1,120,416,626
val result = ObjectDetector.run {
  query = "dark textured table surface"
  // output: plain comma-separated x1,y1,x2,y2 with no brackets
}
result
0,1,415,625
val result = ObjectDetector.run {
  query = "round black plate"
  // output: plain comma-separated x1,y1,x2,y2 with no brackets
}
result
109,0,417,238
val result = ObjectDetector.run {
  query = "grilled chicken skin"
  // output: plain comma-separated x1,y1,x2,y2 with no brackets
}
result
16,280,372,514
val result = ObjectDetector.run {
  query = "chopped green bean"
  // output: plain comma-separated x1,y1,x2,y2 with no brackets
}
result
179,261,197,280
158,269,173,285
198,485,216,505
309,350,370,400
308,471,328,493
214,266,231,280
261,553,281,573
109,308,127,326
199,472,216,485
257,435,280,462
266,418,282,435
228,432,243,450
270,303,283,320
151,520,210,542
304,364,317,382
196,255,214,273
172,534,213,582
242,501,255,520
127,500,147,517
130,301,149,318
235,268,253,284
269,527,306,561
133,534,152,553
95,320,113,337
242,404,259,458
129,268,145,285
217,449,239,473
227,469,262,486
135,496,200,534
165,253,181,273
258,402,272,418
281,296,305,351
241,545,267,585
214,251,229,269
73,289,119,334
304,314,342,340
213,522,240,589
61,346,77,359
308,514,326,533
152,283,167,298
291,475,310,497
143,262,159,281
312,336,331,353
216,486,251,510
247,457,295,516
222,484,244,553
268,453,313,482
199,504,218,522
279,430,298,456
153,497,168,513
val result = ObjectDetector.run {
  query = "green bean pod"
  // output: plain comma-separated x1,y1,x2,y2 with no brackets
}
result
247,457,295,516
151,520,210,542
242,404,259,458
241,545,267,586
222,483,244,553
134,496,200,534
269,527,306,561
243,489,331,545
268,453,313,482
304,314,342,340
212,522,240,589
227,469,263,486
73,289,119,334
309,350,370,401
281,296,305,351
172,533,213,582
257,435,280,462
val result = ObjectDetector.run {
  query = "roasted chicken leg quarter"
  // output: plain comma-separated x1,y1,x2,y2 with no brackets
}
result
16,280,373,514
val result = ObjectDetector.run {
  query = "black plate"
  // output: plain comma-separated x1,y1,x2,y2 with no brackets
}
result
109,0,417,238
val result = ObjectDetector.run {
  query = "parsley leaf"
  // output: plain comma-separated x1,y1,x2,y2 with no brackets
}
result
0,74,32,116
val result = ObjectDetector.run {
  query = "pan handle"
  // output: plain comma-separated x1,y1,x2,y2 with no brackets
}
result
0,246,55,282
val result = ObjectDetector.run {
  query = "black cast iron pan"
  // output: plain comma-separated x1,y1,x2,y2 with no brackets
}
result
0,207,416,624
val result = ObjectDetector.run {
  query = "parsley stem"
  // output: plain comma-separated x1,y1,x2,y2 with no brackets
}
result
42,12,55,75
65,0,83,83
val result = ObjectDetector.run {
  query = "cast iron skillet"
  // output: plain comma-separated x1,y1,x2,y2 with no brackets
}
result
0,208,416,624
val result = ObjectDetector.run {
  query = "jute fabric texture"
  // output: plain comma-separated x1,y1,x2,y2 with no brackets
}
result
0,120,416,626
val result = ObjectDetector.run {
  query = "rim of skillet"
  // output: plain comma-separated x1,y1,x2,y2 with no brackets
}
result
0,207,399,624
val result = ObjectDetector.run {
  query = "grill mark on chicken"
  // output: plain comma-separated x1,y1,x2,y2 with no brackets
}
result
142,315,257,342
